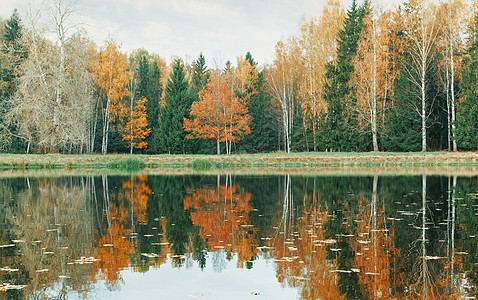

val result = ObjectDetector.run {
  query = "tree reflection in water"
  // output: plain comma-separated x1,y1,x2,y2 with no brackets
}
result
0,174,476,299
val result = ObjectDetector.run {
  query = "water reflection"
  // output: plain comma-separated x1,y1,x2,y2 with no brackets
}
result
0,174,477,299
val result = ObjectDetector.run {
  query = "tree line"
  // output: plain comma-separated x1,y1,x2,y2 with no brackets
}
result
0,0,477,154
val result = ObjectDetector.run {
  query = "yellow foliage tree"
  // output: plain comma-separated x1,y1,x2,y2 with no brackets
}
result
90,40,132,154
298,0,344,151
121,96,151,151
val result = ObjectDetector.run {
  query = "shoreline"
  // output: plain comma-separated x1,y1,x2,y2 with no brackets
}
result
0,152,477,174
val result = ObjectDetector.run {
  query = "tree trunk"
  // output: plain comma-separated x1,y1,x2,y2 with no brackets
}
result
102,97,110,155
372,31,379,152
130,94,134,155
450,30,457,151
421,58,427,152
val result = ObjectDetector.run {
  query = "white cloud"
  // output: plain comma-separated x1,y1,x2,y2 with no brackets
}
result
0,0,417,67
0,0,19,18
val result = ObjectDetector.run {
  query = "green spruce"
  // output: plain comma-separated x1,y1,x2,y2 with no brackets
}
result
157,59,193,154
320,0,368,152
237,52,278,153
456,15,478,150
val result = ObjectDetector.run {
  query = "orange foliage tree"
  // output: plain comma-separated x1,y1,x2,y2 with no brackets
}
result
120,97,151,151
183,181,255,266
183,73,252,154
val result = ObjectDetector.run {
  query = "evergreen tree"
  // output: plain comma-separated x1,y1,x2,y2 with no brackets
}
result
187,53,215,154
456,15,478,150
157,59,193,154
1,9,26,153
320,0,367,151
191,53,209,94
237,52,278,153
382,66,422,151
145,60,163,153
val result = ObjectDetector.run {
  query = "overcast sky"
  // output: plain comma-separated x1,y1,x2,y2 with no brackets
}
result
0,0,401,67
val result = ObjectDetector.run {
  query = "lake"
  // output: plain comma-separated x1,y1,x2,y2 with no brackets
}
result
0,174,477,299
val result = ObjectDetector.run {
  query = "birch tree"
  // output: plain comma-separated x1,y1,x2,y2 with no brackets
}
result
352,7,398,151
267,39,301,153
437,0,468,151
91,40,132,154
298,0,344,151
9,1,95,153
401,0,439,152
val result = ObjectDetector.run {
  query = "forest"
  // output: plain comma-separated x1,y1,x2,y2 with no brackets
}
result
0,0,477,155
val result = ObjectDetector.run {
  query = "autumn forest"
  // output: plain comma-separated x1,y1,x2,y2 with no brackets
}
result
1,0,478,155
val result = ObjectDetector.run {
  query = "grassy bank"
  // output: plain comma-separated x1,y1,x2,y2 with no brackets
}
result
0,152,477,172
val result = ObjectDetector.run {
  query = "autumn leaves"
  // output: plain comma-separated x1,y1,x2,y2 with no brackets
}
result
184,73,251,155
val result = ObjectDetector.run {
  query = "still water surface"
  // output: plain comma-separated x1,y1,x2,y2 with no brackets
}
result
0,174,477,299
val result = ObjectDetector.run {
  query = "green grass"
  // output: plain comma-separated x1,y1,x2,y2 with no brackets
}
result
0,151,477,172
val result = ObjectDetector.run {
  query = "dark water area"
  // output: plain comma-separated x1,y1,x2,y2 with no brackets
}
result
0,174,477,299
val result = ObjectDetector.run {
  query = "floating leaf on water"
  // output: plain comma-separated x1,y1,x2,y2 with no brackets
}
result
71,256,100,264
251,291,261,295
0,284,26,292
36,269,49,273
141,253,159,258
189,292,211,297
0,267,19,272
331,270,352,273
424,256,443,260
336,234,354,237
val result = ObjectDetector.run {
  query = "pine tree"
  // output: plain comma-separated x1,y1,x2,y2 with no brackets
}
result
143,59,163,153
188,53,214,154
238,52,278,153
0,9,26,152
382,61,422,151
191,53,209,94
456,15,478,150
320,0,367,151
157,59,193,154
